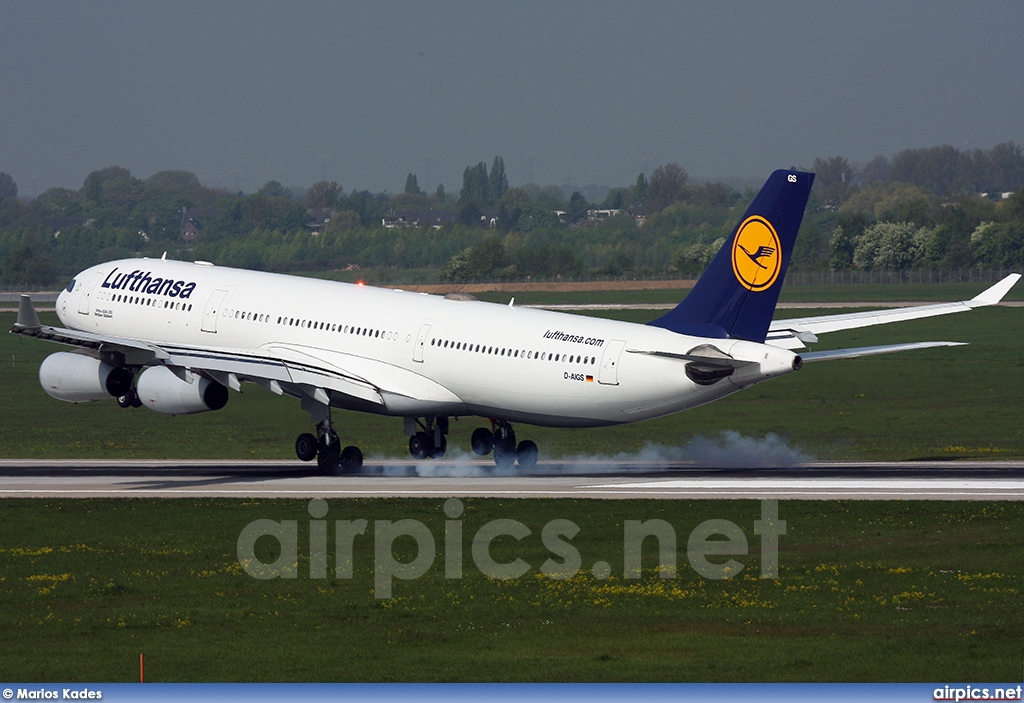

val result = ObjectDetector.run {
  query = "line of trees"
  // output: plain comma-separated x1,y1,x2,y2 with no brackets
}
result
2,142,1024,289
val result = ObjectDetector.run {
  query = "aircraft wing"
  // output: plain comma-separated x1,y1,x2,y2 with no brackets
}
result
10,294,459,411
766,273,1020,354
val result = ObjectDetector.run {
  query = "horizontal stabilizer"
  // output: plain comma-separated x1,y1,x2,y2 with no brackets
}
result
800,341,967,362
16,295,41,329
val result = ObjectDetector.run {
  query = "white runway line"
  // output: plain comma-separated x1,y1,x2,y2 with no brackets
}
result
594,478,1024,490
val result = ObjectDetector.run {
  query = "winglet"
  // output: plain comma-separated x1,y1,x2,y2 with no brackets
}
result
967,273,1021,307
15,295,41,329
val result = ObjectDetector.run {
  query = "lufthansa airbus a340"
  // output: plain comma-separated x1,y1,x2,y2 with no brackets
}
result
11,171,1020,471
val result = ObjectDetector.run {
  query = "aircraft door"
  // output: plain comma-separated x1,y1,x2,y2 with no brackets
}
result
201,289,229,333
598,339,626,385
77,272,103,315
413,324,431,362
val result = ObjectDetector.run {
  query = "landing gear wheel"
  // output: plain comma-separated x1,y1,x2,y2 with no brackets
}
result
117,388,141,409
430,434,447,459
494,439,517,469
317,448,339,472
471,427,494,456
340,445,363,473
295,433,318,462
317,431,341,471
516,440,539,470
409,432,434,460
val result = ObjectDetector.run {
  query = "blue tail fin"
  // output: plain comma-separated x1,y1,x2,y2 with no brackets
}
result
649,170,814,343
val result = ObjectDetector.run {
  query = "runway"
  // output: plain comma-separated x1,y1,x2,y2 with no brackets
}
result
2,459,1024,500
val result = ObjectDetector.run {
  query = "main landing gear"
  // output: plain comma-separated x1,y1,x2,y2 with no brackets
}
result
117,387,142,408
405,417,539,470
470,419,538,470
295,407,363,473
407,416,448,460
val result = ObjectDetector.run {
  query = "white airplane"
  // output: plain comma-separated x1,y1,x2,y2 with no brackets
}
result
11,170,1020,472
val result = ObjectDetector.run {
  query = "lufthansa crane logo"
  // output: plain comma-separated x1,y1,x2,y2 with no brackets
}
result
731,216,782,292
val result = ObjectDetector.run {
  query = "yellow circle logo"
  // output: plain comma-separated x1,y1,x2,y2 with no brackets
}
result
731,216,782,292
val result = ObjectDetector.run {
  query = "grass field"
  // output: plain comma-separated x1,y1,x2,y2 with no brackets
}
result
1,498,1022,682
1,283,1022,683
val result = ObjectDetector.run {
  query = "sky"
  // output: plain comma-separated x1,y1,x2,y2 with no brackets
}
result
2,1,1023,197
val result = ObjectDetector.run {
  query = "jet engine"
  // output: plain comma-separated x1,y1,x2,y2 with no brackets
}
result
135,365,228,415
39,352,133,403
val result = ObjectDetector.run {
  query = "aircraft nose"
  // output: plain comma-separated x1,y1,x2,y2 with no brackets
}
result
56,289,68,319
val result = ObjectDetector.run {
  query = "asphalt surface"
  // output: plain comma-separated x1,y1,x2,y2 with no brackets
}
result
2,459,1023,500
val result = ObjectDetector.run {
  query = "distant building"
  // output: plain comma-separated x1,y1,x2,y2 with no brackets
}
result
179,207,223,242
382,210,460,229
307,208,335,233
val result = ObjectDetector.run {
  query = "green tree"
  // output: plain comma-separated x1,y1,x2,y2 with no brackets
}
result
853,222,933,270
82,166,132,202
0,172,17,203
514,202,560,232
634,173,647,202
144,170,203,197
488,156,508,204
307,181,341,208
31,188,82,218
564,192,588,225
460,162,489,204
443,235,511,280
646,163,687,212
257,181,290,198
1,245,55,287
840,182,935,222
813,156,858,209
971,221,1024,267
827,213,870,270
404,173,421,195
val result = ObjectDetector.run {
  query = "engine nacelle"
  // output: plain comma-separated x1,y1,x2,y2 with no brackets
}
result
39,352,133,403
136,365,228,416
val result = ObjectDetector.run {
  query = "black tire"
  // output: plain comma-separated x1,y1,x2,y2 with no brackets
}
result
471,427,494,456
409,431,433,460
494,437,517,469
340,445,363,473
317,447,339,472
516,440,539,470
118,388,141,409
295,433,318,462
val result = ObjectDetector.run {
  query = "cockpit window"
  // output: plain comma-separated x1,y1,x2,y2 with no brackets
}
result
65,279,76,293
